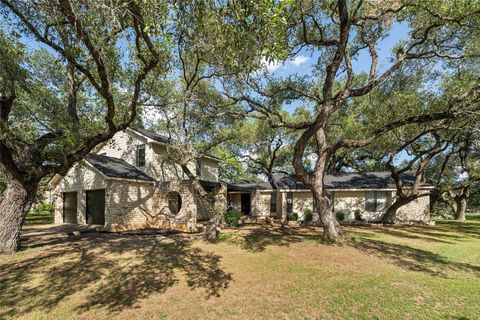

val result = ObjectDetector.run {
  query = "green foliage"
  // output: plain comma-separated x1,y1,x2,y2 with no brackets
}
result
287,212,298,221
432,209,454,220
336,211,345,222
224,208,243,227
302,209,313,225
25,203,54,225
354,209,364,222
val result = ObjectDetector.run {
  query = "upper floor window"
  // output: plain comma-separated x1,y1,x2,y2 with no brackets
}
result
136,144,146,167
270,192,277,213
366,191,387,212
196,159,202,177
286,192,293,213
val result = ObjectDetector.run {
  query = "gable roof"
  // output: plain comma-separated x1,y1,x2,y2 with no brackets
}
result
85,154,154,182
129,127,222,162
130,127,175,144
227,171,432,192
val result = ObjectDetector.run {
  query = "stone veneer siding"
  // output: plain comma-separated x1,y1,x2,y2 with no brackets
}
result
106,180,197,232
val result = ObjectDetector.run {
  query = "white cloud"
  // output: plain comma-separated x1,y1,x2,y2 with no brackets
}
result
290,55,309,66
259,55,310,74
260,58,283,72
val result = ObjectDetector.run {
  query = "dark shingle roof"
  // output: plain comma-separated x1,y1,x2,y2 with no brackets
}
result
85,154,154,182
227,171,430,191
131,128,175,144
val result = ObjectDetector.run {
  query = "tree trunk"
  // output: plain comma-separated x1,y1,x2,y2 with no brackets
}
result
455,197,467,220
312,182,341,240
381,198,411,224
0,180,37,254
204,212,220,242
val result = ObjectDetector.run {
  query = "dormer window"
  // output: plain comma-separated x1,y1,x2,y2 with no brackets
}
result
136,144,146,167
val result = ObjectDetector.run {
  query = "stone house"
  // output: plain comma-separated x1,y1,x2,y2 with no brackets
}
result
50,128,433,231
227,172,433,223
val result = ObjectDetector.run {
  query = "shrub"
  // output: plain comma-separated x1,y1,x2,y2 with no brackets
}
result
335,211,345,222
287,212,299,221
432,209,454,219
354,209,364,221
303,209,313,225
25,203,54,224
223,208,243,227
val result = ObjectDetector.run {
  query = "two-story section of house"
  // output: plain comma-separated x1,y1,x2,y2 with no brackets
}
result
50,128,223,232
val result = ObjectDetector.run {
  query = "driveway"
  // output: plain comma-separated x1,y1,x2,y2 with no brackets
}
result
21,224,103,249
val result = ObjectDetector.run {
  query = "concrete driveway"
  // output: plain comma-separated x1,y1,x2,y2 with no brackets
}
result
20,224,104,249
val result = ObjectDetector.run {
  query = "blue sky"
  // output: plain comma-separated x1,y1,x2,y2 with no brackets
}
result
261,22,410,113
258,22,412,165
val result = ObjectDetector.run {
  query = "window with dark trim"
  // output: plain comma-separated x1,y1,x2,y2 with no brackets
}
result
228,194,234,208
167,191,182,215
366,191,387,212
136,144,146,167
196,159,202,177
270,192,277,213
286,192,293,213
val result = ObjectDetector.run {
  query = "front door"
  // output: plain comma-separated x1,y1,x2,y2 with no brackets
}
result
241,193,251,215
86,189,105,225
63,192,78,223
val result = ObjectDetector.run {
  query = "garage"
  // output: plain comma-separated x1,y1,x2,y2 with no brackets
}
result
63,192,78,223
86,189,105,225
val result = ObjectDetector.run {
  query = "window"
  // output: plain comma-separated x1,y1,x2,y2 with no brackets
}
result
270,192,277,213
167,191,182,214
136,144,146,167
286,192,293,213
366,191,387,212
228,194,234,208
196,159,202,177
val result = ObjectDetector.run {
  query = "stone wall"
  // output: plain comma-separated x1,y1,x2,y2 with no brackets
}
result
106,180,197,232
53,162,106,224
395,194,431,222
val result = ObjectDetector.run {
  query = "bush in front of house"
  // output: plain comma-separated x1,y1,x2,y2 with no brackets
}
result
302,209,313,225
335,211,345,222
354,209,364,222
432,209,454,220
25,203,54,224
223,208,243,227
287,212,299,221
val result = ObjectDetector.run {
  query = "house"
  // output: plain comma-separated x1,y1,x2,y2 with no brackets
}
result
50,127,225,232
50,128,433,231
227,172,433,223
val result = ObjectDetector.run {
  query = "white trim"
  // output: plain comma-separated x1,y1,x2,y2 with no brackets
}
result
106,177,156,184
228,187,434,193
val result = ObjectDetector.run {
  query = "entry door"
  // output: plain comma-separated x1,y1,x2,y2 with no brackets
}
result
86,190,105,225
241,194,251,215
63,192,78,223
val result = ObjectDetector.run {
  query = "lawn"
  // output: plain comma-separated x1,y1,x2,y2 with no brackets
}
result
1,215,480,319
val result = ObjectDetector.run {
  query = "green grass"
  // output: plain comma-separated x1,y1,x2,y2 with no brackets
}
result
1,214,480,319
24,203,53,225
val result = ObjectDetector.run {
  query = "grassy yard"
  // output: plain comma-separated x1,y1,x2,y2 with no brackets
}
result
1,215,480,319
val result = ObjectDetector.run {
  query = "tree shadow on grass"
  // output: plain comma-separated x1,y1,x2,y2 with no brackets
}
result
347,237,480,277
226,224,321,253
224,224,480,278
0,232,231,318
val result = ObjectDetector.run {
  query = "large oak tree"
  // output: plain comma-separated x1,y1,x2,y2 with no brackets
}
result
225,0,480,239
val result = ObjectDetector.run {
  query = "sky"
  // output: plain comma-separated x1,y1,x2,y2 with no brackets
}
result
260,22,410,113
257,22,412,165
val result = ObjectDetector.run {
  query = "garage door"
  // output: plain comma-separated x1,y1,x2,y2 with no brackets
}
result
63,192,78,223
86,189,105,225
